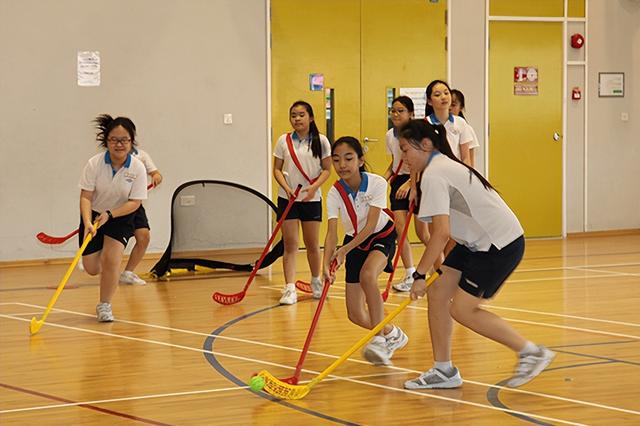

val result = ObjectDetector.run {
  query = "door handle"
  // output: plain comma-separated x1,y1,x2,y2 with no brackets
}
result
363,137,379,142
553,132,562,141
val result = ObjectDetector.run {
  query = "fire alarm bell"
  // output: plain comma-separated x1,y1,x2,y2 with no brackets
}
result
572,87,582,100
571,33,585,49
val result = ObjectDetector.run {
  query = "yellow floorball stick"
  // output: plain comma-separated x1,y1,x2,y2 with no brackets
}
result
29,221,99,335
256,270,441,400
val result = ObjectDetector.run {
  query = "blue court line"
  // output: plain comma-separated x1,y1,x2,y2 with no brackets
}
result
202,303,358,425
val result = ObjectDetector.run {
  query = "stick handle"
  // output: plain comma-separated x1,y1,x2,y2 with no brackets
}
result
309,270,440,388
385,202,415,289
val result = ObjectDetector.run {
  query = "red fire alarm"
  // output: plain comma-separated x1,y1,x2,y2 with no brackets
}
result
572,87,582,100
571,33,585,49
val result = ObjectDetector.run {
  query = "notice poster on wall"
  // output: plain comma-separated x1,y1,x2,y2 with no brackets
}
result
399,87,427,118
514,66,538,96
598,72,624,97
309,73,324,91
77,51,100,87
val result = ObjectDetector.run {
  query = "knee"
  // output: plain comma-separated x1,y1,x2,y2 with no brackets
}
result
84,263,101,276
449,301,471,325
358,268,377,286
135,230,150,247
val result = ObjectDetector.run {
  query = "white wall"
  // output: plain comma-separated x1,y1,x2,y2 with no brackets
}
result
0,0,269,261
451,0,640,234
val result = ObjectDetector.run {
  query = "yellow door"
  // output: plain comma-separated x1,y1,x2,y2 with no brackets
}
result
489,21,563,237
271,0,447,243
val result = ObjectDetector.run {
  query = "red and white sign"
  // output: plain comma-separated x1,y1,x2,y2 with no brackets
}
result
514,66,538,96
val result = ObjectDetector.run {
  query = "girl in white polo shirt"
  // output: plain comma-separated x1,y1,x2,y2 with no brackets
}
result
450,89,480,167
398,119,554,389
424,80,474,166
324,136,408,366
273,101,332,304
79,114,148,322
384,95,430,293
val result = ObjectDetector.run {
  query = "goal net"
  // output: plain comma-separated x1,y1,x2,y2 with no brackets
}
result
150,180,283,278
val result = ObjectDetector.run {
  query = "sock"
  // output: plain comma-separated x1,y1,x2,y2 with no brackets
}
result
312,276,321,283
384,326,398,339
406,267,416,278
285,283,295,291
519,341,539,356
434,361,454,374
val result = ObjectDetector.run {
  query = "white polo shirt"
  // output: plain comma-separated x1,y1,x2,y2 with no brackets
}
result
79,152,148,213
274,132,331,202
418,153,523,251
131,148,158,174
327,172,392,237
426,113,474,159
385,128,410,176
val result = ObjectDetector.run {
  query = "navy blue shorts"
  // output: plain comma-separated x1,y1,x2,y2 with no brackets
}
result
79,211,135,255
389,174,411,211
276,197,322,222
133,205,150,230
443,235,525,299
343,221,397,284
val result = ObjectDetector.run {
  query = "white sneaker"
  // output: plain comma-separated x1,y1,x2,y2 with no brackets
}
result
392,274,414,292
404,367,463,389
385,325,409,354
279,287,297,305
506,345,556,388
120,271,146,285
310,277,323,299
96,302,114,322
362,335,392,365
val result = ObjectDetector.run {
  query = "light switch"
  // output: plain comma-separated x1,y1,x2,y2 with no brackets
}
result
621,112,629,122
223,113,233,125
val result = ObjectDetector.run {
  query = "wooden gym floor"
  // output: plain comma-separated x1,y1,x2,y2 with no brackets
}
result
1,233,639,425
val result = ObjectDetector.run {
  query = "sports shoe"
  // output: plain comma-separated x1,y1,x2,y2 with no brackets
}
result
120,271,146,285
362,335,392,365
96,302,114,322
392,274,414,292
385,325,409,354
279,288,297,305
506,345,556,388
404,367,463,389
310,277,324,299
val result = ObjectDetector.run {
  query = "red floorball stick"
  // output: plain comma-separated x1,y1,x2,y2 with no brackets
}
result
212,185,302,305
381,202,414,302
36,184,154,244
281,260,337,385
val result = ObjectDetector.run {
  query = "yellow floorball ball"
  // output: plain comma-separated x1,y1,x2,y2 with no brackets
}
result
249,375,265,392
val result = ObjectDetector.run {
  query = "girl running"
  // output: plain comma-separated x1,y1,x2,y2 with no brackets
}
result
324,136,408,365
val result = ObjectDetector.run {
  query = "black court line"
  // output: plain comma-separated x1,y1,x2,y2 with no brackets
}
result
550,340,637,349
202,303,359,426
0,382,172,425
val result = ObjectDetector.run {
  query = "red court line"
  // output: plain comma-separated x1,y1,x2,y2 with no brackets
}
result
0,382,172,425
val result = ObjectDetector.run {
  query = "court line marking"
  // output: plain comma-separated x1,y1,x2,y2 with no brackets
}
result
3,306,639,418
0,371,403,415
0,313,588,426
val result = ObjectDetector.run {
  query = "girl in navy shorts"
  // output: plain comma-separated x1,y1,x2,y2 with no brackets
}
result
324,136,408,366
398,120,555,389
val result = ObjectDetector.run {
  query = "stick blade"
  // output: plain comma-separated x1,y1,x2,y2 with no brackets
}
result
380,289,389,302
29,317,43,335
258,370,310,400
36,233,63,244
295,280,312,294
212,291,244,305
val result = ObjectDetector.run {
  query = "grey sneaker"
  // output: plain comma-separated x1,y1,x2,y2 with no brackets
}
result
506,345,556,387
311,277,323,299
363,336,392,365
404,367,463,389
279,288,297,305
96,302,114,322
392,274,414,292
120,271,146,285
385,325,409,354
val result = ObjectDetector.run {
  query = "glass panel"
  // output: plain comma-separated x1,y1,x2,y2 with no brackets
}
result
568,0,585,18
490,0,564,17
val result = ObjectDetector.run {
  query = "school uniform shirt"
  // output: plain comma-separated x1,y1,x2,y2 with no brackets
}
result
417,153,523,251
274,132,331,202
385,128,410,176
79,152,148,213
327,172,392,237
426,113,474,159
131,148,158,175
467,123,480,150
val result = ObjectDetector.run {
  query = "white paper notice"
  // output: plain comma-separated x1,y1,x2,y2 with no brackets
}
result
399,87,427,119
77,51,100,87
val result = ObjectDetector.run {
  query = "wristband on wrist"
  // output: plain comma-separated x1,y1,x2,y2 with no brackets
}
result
412,271,427,281
106,210,114,220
